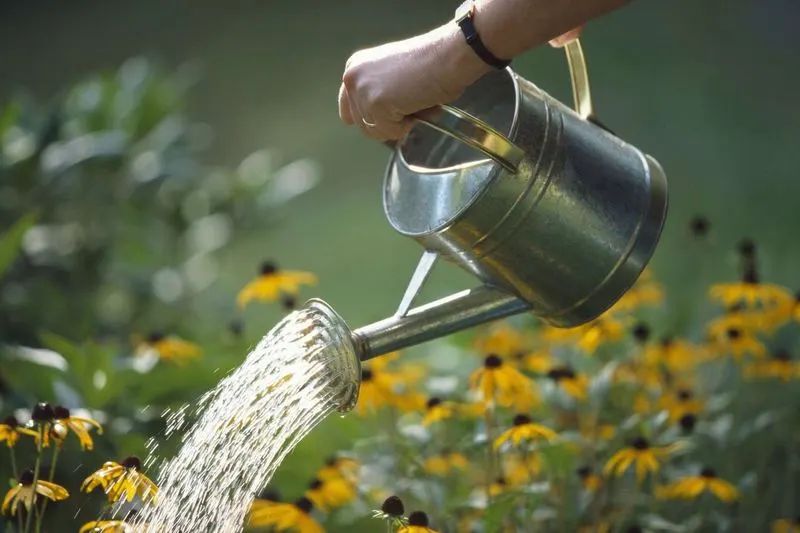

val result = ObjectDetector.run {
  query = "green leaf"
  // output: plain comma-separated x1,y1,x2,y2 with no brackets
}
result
38,330,86,377
482,492,519,533
8,478,16,489
0,210,39,279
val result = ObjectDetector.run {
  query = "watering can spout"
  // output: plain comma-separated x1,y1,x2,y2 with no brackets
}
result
352,285,531,362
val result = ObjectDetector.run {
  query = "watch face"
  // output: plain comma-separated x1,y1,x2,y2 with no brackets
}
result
454,0,474,22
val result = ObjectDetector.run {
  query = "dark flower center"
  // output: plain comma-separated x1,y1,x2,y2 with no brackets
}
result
632,323,650,343
700,467,717,478
626,527,643,533
361,369,373,382
774,350,791,362
426,397,442,409
676,389,692,401
31,402,54,422
512,414,532,426
679,413,697,433
576,466,592,478
294,497,313,514
408,511,429,527
308,478,322,490
547,366,576,381
281,295,297,311
19,469,34,486
2,415,18,427
631,437,650,450
660,336,673,348
53,405,70,419
260,261,278,276
147,331,166,343
742,262,759,284
484,354,502,368
260,489,281,502
494,476,507,486
324,455,337,467
689,215,710,237
737,239,756,258
228,319,244,337
121,456,141,470
380,495,405,517
795,290,800,303
726,327,742,340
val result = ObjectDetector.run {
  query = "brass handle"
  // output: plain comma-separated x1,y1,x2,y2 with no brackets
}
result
564,39,594,120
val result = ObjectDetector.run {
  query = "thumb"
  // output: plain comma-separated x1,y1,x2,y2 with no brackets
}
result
549,25,585,48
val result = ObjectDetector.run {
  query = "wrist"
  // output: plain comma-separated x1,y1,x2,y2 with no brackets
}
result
430,22,492,95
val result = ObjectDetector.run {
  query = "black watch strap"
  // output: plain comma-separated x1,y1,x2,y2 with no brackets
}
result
455,1,511,70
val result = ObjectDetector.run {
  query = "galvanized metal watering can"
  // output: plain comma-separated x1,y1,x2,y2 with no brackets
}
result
310,41,668,413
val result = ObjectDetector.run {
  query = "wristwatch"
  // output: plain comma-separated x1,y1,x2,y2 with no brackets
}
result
454,0,511,69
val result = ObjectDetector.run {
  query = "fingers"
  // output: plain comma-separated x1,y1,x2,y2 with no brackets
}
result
341,81,410,142
338,83,354,125
549,25,585,48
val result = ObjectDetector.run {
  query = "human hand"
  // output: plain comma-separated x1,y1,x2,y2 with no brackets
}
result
548,25,585,48
338,25,490,142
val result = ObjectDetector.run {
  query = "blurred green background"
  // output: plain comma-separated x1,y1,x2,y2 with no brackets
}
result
1,0,799,530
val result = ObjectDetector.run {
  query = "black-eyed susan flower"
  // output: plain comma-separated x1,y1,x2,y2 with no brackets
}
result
503,452,541,486
474,324,526,359
392,391,427,413
399,510,437,533
608,269,664,314
521,349,554,374
576,466,603,492
372,495,407,528
248,496,323,533
579,417,617,444
657,389,704,423
137,331,202,364
423,450,468,477
79,520,138,532
355,368,392,415
305,476,356,511
678,413,698,434
603,437,683,484
613,361,663,391
487,477,508,497
317,455,358,483
655,467,739,502
468,354,538,410
543,317,625,354
2,469,69,516
772,517,800,533
81,456,158,504
689,215,710,238
0,416,26,448
708,241,794,311
744,350,800,382
643,337,701,373
546,366,590,400
51,405,103,451
494,414,557,449
707,326,766,361
237,261,318,309
422,397,456,426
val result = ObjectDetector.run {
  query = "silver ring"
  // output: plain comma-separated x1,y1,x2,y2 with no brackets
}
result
361,116,377,128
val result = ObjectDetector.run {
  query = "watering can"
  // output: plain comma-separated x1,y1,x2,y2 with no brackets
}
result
312,40,668,413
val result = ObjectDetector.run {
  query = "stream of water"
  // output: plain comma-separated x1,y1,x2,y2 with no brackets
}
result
132,306,357,532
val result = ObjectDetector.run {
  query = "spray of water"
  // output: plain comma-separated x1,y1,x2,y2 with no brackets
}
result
132,305,359,533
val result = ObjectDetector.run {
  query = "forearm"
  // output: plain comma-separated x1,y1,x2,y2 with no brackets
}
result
474,0,633,59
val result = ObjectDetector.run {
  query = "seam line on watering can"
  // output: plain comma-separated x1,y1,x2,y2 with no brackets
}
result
547,149,653,319
472,96,561,259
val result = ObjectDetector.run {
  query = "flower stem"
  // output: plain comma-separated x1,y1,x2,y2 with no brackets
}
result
484,405,496,507
24,425,44,533
35,445,60,532
10,445,18,478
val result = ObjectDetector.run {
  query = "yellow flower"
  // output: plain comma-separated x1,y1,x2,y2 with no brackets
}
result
2,469,69,516
458,401,488,419
81,456,158,504
521,350,554,374
656,467,739,502
422,397,456,426
247,497,323,533
709,242,794,310
744,350,800,382
317,455,359,484
579,419,617,443
399,511,438,533
474,323,527,358
504,452,541,486
576,466,603,492
542,317,625,354
546,366,590,400
423,451,468,477
305,476,356,511
773,518,800,533
51,405,103,451
356,353,425,415
657,389,704,423
79,521,138,532
355,367,393,415
488,477,508,497
643,337,701,372
392,392,427,413
494,414,557,449
0,416,25,448
608,273,664,314
706,326,766,361
603,437,683,484
468,354,538,409
138,332,202,364
237,261,318,309
613,361,663,391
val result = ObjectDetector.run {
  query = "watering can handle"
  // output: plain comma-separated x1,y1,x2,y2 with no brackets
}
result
396,38,604,174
